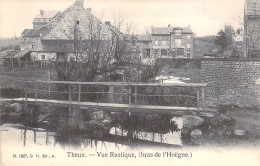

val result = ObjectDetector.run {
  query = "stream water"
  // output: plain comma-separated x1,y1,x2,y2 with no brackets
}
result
0,107,185,154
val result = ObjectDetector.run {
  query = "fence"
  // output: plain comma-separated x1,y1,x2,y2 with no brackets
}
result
25,81,207,110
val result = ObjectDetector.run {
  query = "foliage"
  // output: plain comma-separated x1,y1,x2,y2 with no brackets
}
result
214,29,227,50
53,10,137,82
116,113,179,134
224,25,235,46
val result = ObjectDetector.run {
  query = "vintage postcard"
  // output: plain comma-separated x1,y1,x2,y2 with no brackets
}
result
0,0,260,165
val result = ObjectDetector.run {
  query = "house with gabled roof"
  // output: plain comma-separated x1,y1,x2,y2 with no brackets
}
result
151,25,194,59
20,0,121,62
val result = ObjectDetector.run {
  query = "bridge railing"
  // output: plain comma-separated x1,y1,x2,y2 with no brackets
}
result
25,81,207,110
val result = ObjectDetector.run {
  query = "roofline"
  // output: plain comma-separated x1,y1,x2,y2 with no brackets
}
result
151,34,171,36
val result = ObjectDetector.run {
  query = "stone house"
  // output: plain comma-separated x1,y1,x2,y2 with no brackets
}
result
244,0,260,58
20,0,120,62
32,10,60,29
125,24,194,64
151,25,194,58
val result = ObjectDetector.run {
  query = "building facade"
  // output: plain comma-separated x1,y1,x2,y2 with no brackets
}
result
151,25,194,58
21,0,119,62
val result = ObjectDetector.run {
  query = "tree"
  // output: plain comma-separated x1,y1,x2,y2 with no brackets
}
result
214,29,227,50
245,17,260,58
224,25,235,46
53,9,138,82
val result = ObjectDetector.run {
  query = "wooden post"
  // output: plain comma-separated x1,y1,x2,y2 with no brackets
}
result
48,71,50,96
78,84,81,103
134,86,137,105
68,84,72,112
197,87,200,111
128,86,131,116
97,92,99,108
25,84,28,106
35,84,38,99
69,84,72,104
202,87,205,108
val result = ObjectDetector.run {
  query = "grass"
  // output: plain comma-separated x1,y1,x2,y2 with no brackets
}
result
0,66,56,89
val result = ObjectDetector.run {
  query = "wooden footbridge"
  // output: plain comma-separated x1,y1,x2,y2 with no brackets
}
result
3,80,214,115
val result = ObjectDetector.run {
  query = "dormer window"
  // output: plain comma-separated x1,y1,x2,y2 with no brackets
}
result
174,29,182,36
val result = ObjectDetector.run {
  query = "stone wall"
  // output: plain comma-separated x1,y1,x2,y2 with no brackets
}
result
201,60,260,107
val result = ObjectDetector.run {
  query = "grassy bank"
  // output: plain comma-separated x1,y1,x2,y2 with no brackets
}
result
0,66,56,89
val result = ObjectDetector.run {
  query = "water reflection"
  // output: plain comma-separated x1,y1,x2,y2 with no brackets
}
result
1,107,184,152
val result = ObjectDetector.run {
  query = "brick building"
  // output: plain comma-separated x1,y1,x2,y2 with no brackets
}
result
151,25,194,58
244,0,260,58
20,0,120,62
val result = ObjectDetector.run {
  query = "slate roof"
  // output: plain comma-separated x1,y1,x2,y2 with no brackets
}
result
0,50,19,59
21,0,121,44
151,27,171,35
135,34,152,41
122,34,152,42
34,11,60,19
21,29,41,37
151,26,193,35
36,40,72,52
0,50,29,59
73,0,84,7
246,0,260,16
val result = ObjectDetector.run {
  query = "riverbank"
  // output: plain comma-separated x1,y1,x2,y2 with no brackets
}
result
191,109,260,148
0,66,56,89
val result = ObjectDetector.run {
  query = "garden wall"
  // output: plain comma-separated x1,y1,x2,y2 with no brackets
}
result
201,59,260,107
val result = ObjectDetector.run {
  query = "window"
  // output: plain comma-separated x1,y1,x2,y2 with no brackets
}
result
145,49,151,58
177,48,184,55
155,49,159,55
175,30,182,36
144,41,149,45
56,52,67,62
154,41,158,45
161,49,167,56
187,35,191,39
161,41,166,46
70,57,75,61
187,43,191,48
41,55,45,60
76,21,79,25
187,52,191,58
175,39,181,47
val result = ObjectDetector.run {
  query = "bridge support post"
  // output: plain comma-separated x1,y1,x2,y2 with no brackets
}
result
25,84,28,106
69,84,72,111
134,86,137,105
35,84,38,100
128,86,131,116
197,87,200,111
202,87,205,108
78,84,81,103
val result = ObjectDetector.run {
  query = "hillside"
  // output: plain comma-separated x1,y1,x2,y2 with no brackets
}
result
193,36,221,58
0,38,21,51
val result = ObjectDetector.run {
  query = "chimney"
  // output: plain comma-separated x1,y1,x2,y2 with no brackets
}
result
73,0,84,7
168,24,171,27
40,10,44,16
87,8,92,12
105,21,111,25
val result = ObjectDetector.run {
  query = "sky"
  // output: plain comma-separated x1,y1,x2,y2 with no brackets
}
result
0,0,245,38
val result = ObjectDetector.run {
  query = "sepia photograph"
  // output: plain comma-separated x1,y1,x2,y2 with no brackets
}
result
0,0,260,165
